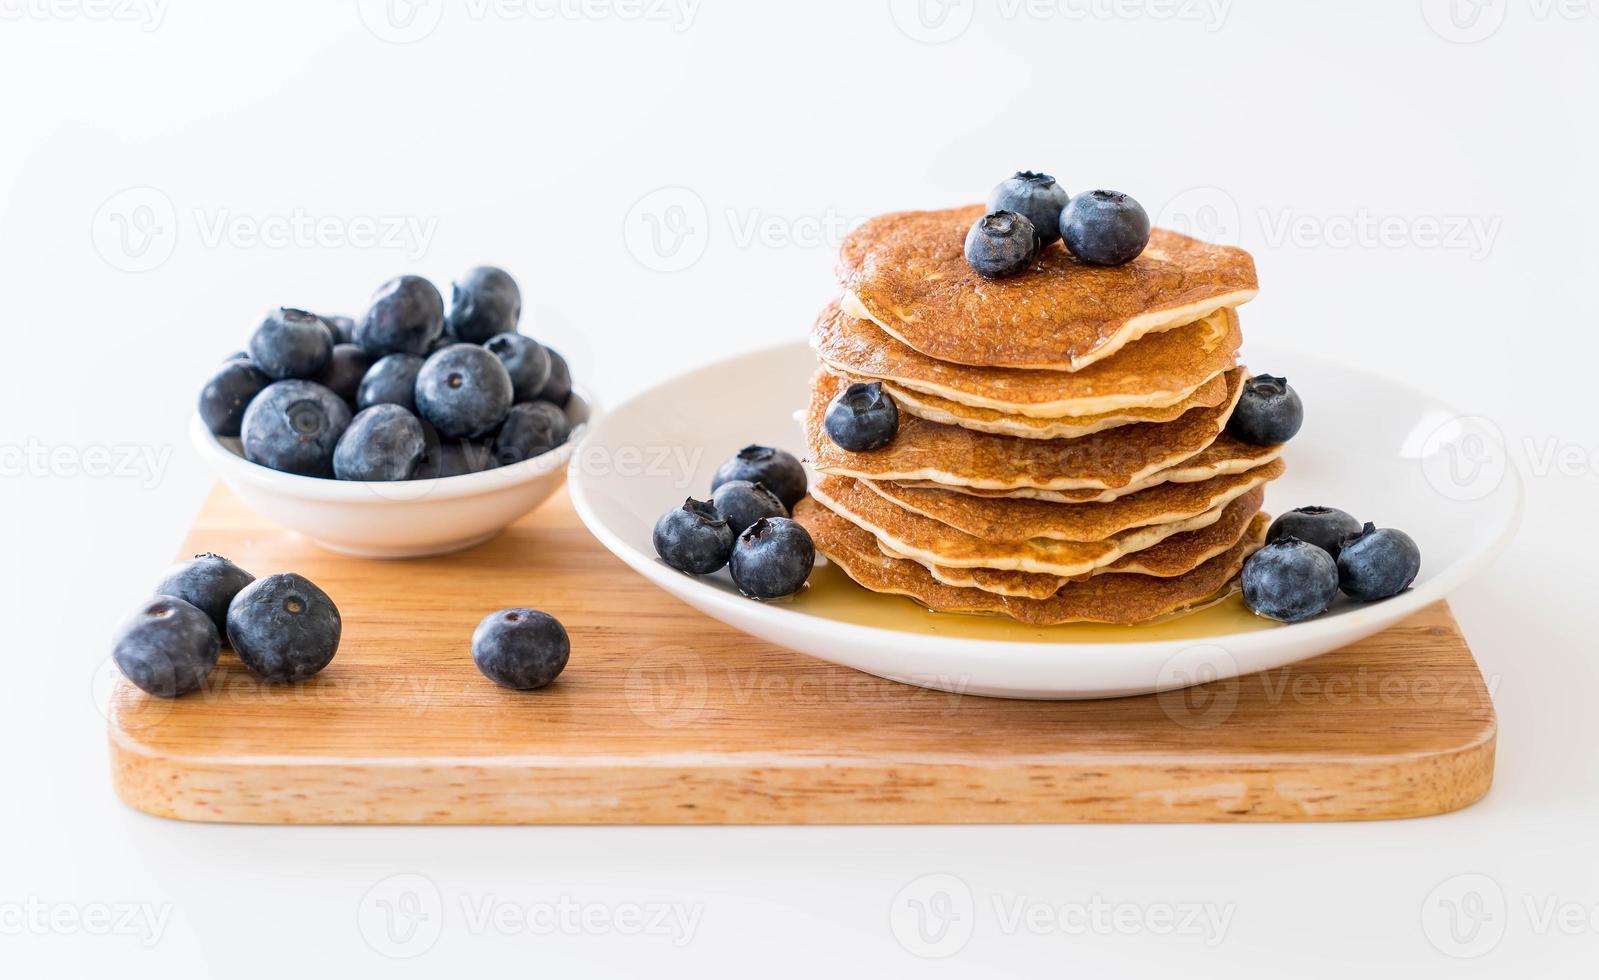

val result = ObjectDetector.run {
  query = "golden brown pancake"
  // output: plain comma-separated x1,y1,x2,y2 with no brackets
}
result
894,434,1283,503
863,458,1281,543
837,205,1258,370
809,475,1246,577
838,369,1230,440
812,300,1240,418
794,497,1268,626
804,368,1246,492
893,490,1267,599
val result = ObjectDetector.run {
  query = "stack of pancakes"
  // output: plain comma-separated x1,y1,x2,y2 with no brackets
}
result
793,204,1284,625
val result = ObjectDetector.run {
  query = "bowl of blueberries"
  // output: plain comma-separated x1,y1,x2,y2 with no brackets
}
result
194,267,594,559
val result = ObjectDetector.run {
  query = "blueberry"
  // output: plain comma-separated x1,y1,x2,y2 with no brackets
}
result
537,347,573,406
471,608,569,690
199,359,269,437
484,332,552,403
1336,524,1421,602
729,517,815,600
1267,506,1362,559
356,275,444,357
226,572,341,683
412,425,498,479
1227,374,1304,446
112,595,220,698
710,479,786,535
1241,537,1339,623
447,266,522,344
322,314,357,345
356,352,424,413
249,307,334,380
154,553,256,635
964,210,1040,279
987,171,1070,247
653,497,734,575
415,343,514,440
240,379,353,478
314,343,375,405
1059,189,1151,266
824,381,899,452
334,404,427,481
492,401,569,465
711,445,807,511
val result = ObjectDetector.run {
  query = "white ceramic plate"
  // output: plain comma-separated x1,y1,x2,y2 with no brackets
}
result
194,388,594,559
569,343,1520,699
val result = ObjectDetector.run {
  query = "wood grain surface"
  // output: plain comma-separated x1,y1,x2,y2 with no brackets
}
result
107,485,1496,824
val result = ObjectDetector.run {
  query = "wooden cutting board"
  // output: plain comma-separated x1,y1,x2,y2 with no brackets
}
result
108,485,1496,824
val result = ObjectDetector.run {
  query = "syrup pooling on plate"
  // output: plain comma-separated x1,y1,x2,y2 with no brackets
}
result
788,562,1279,644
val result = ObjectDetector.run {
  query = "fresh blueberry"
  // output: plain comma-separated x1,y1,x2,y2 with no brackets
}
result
964,210,1040,279
334,404,427,481
1267,506,1362,559
1242,537,1340,623
249,307,334,380
729,517,815,600
356,352,424,413
1059,189,1151,266
1336,524,1421,602
226,572,341,683
987,171,1070,247
112,595,220,698
199,359,269,437
824,381,899,452
471,608,569,690
537,347,573,406
154,553,256,635
322,314,357,345
447,266,522,344
1227,374,1304,446
356,275,444,357
711,445,807,511
412,425,498,479
484,332,552,403
240,379,353,478
710,480,786,536
492,401,569,466
415,343,514,440
653,498,734,575
314,343,375,406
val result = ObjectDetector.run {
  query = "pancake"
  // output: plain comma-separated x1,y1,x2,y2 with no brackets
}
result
837,205,1258,371
838,369,1230,440
812,300,1240,418
809,475,1244,577
863,459,1280,544
804,367,1246,492
894,434,1283,503
892,490,1267,599
794,497,1268,626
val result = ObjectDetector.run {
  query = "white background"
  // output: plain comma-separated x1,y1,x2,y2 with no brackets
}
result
2,0,1595,975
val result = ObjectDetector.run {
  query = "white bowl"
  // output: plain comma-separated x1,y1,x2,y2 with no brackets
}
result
192,390,595,558
569,342,1521,699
